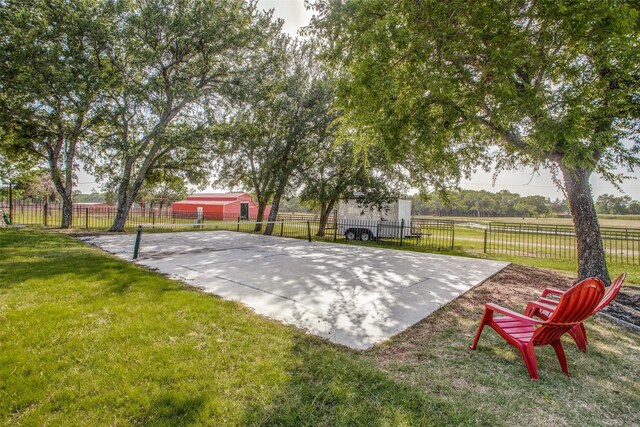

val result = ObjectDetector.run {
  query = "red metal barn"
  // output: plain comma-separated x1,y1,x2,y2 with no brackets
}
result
171,192,271,221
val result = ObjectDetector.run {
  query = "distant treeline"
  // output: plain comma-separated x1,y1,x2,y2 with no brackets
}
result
8,187,638,218
411,190,567,218
270,190,568,218
594,194,640,215
411,190,640,218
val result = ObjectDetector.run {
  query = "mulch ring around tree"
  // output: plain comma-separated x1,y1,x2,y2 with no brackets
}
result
492,264,639,329
601,287,640,328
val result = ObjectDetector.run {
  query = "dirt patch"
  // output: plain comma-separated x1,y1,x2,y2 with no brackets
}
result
475,265,640,327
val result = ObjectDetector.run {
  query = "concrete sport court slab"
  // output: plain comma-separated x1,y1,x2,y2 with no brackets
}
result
81,231,508,349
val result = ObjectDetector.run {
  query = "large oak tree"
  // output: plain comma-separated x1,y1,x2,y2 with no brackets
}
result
0,0,115,228
213,42,335,235
88,0,280,232
311,0,640,283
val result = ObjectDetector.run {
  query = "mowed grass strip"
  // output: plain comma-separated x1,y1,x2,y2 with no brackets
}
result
1,229,639,426
0,230,459,426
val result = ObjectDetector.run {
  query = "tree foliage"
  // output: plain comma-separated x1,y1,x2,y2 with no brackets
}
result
300,138,397,235
311,0,640,282
213,42,339,234
413,189,562,218
595,194,640,215
0,0,116,227
82,0,280,232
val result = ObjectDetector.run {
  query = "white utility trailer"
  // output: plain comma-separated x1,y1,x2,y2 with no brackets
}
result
336,199,417,241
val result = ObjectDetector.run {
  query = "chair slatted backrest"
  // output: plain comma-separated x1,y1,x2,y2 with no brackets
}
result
594,273,626,313
532,278,605,346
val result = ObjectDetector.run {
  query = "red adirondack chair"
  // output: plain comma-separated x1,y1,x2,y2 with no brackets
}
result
524,273,626,352
470,277,605,380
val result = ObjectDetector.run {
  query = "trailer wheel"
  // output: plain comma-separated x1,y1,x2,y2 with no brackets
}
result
359,230,371,241
345,229,357,240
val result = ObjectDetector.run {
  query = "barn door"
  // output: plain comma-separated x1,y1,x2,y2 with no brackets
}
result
240,202,249,220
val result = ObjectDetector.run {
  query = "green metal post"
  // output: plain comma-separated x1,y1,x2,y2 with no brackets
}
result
133,225,143,260
307,221,312,242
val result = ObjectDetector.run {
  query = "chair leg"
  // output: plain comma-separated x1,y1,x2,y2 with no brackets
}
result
551,340,570,377
569,323,588,353
518,343,539,381
470,308,492,350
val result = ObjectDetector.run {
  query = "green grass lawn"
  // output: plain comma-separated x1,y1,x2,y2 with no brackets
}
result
2,229,639,426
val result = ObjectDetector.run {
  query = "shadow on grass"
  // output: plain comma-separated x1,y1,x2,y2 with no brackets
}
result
240,334,497,426
1,245,181,298
134,393,206,426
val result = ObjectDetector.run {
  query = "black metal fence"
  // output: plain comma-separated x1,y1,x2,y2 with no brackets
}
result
485,222,640,265
0,200,340,229
0,200,206,229
220,218,455,251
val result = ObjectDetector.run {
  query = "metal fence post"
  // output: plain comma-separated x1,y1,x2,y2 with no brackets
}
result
307,221,312,242
280,219,284,237
85,208,89,229
152,211,155,226
133,225,143,260
484,228,488,253
450,223,455,250
400,219,404,247
237,216,240,232
8,181,13,224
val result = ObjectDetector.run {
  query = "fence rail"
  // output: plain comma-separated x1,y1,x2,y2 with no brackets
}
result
485,222,640,265
160,217,456,251
0,200,454,251
0,200,337,229
0,201,209,229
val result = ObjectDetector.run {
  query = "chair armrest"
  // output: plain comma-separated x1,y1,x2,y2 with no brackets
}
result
540,288,565,298
524,300,557,317
486,303,544,325
537,297,559,307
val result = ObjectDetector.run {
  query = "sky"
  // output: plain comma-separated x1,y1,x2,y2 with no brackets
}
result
76,0,640,200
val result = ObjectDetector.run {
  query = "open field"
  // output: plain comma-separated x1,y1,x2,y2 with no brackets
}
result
421,215,640,229
2,229,639,426
449,226,640,286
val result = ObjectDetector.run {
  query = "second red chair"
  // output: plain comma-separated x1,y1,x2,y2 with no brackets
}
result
524,273,626,352
470,277,605,380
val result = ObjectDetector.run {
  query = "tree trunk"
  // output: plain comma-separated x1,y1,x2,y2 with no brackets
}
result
48,158,75,229
61,195,73,229
109,160,137,232
559,163,610,284
264,191,283,236
109,192,133,232
316,200,336,237
254,202,266,232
